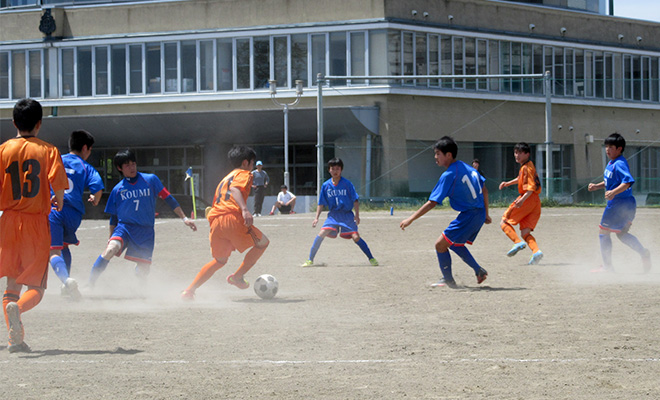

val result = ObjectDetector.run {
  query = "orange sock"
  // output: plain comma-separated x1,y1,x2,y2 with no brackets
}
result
186,259,225,292
17,289,43,314
3,290,20,330
523,233,540,253
502,222,521,243
234,246,267,278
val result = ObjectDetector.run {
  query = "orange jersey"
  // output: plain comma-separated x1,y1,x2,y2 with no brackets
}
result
207,168,253,220
517,160,542,196
0,136,68,215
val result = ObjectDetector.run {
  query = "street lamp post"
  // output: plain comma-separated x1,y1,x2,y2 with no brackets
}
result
269,79,304,189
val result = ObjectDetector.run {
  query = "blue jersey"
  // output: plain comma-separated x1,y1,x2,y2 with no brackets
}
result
61,153,104,215
430,160,486,212
319,177,359,214
604,155,634,201
105,172,165,227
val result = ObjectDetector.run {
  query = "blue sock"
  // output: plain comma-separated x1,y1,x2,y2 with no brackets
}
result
355,238,374,260
599,234,613,268
62,247,72,275
309,236,324,261
450,245,482,274
436,251,454,281
617,233,646,256
50,255,70,284
90,255,110,285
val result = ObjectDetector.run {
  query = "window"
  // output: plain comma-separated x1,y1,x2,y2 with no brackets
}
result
476,39,488,91
94,46,108,95
585,50,594,97
236,38,251,90
164,42,178,93
488,40,499,91
349,32,366,85
369,30,388,84
311,34,326,85
429,34,440,87
181,41,196,92
0,52,8,98
146,43,161,93
199,40,214,91
564,48,574,96
651,58,659,102
522,43,533,94
511,42,522,93
111,45,126,95
402,32,414,85
613,53,623,99
632,55,641,101
12,50,26,99
272,36,288,88
594,51,604,98
62,48,74,96
329,32,346,86
217,38,232,90
533,44,544,94
641,56,650,101
77,47,92,96
253,36,269,89
129,44,143,94
453,37,465,89
604,53,613,98
500,41,511,92
291,34,308,87
416,33,427,87
623,55,632,99
28,50,41,98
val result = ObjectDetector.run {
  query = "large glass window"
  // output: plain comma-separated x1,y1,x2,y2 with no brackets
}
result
273,36,288,87
632,55,641,101
604,53,613,99
623,55,632,100
369,30,389,84
0,52,8,98
385,30,400,80
28,50,41,98
330,32,346,85
349,32,366,85
291,34,308,86
651,58,659,102
111,45,126,95
311,34,326,85
199,40,214,91
613,53,623,100
402,32,414,85
253,36,269,89
129,44,143,94
641,56,650,101
164,42,178,93
585,50,594,97
500,41,511,92
12,50,26,99
236,38,251,90
522,43,533,94
94,46,108,95
564,48,574,96
62,48,74,96
594,51,604,98
146,43,161,94
453,37,464,89
181,40,196,92
488,40,499,91
510,42,522,93
532,44,543,94
77,47,92,96
416,33,427,87
217,38,233,90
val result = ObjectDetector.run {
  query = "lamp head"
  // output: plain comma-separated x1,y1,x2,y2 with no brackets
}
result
269,80,277,95
295,80,303,96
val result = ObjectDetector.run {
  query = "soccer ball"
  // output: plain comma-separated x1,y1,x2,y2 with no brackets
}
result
254,274,279,299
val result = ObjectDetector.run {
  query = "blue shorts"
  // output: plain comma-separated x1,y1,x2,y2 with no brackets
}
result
49,207,83,249
110,223,155,264
600,197,636,233
442,208,486,246
321,211,358,239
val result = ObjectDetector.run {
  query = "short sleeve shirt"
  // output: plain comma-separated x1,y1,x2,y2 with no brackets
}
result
518,160,542,195
105,172,164,227
429,160,485,212
318,177,359,213
207,168,253,220
604,155,634,200
61,153,104,215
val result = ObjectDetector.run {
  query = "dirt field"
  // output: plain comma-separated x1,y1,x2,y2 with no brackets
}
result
1,207,659,399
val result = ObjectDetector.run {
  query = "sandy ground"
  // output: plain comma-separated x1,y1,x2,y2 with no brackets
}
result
1,207,660,399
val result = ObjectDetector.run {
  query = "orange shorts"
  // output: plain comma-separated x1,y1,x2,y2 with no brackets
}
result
209,213,264,260
0,211,50,288
502,194,541,231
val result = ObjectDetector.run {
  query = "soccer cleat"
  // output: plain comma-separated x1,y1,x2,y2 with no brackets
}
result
63,278,82,301
528,251,544,265
8,341,31,354
642,249,652,273
476,268,488,284
301,259,314,267
180,290,195,301
269,211,274,215
227,274,249,289
369,258,379,266
431,278,458,289
6,302,23,348
507,242,527,257
590,265,614,273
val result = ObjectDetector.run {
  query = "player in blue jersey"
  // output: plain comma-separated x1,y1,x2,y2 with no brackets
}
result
400,136,491,288
588,133,651,273
49,130,104,300
301,158,378,267
88,149,197,287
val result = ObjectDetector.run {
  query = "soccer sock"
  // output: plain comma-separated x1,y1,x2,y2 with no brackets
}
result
599,234,613,267
186,259,225,292
355,238,374,260
17,289,43,314
523,233,540,253
436,251,454,281
50,255,70,284
62,247,72,275
235,245,267,278
450,245,482,274
309,236,324,261
90,255,110,285
3,290,20,331
617,233,646,256
501,222,522,243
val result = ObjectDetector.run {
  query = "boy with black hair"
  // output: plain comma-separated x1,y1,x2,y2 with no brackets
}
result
588,133,651,273
49,130,104,300
181,146,270,299
499,142,544,265
1,98,69,352
301,157,378,267
89,149,197,287
269,184,297,215
400,136,491,288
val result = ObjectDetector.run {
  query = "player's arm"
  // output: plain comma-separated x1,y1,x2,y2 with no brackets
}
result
514,190,533,208
287,192,297,204
109,214,118,238
588,181,605,191
52,189,65,212
354,200,360,225
229,185,252,227
605,182,631,201
312,205,323,227
499,178,517,190
483,185,492,224
159,188,197,231
88,190,103,206
400,200,437,230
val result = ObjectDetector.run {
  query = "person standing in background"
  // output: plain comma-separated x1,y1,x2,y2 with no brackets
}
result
251,161,269,217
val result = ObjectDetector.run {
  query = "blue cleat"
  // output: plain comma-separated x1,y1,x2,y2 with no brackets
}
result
528,251,544,265
507,242,527,257
431,278,458,289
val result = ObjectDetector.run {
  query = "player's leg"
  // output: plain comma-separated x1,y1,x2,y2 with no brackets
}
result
182,257,229,299
502,203,526,256
434,235,457,288
49,212,70,284
349,232,378,266
89,239,122,286
61,246,72,274
598,228,614,271
616,223,651,272
49,249,69,284
231,232,270,286
302,228,333,266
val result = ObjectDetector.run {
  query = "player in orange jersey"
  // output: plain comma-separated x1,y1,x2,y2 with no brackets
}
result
0,99,69,353
181,146,269,300
499,142,544,265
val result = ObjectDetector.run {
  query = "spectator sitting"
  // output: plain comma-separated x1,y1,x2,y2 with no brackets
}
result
270,185,296,215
